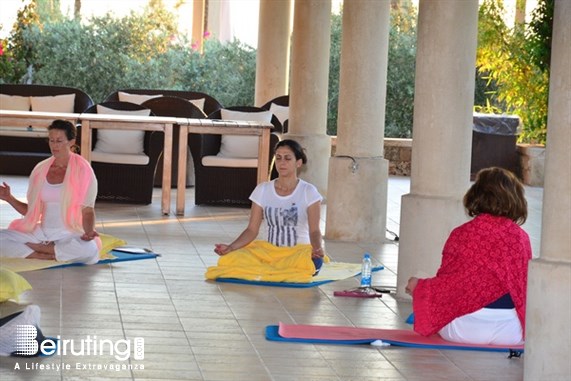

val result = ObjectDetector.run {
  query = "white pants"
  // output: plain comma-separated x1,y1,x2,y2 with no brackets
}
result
439,308,523,345
0,228,99,265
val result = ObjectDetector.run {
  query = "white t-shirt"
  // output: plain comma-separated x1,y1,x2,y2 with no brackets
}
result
249,179,322,247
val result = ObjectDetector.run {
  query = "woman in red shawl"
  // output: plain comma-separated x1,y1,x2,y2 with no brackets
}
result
406,167,531,345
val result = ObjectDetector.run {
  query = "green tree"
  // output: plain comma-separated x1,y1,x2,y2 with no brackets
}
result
0,1,40,83
181,38,257,107
476,0,550,144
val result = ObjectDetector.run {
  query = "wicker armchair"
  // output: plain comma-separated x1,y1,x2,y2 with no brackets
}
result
189,106,280,207
104,89,223,116
141,96,207,187
0,84,93,175
80,101,162,204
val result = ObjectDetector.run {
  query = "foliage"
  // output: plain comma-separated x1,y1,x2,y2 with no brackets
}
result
180,38,257,108
0,1,39,83
36,0,64,24
326,12,342,135
328,3,418,137
476,0,551,144
19,5,188,102
384,0,417,138
526,0,554,72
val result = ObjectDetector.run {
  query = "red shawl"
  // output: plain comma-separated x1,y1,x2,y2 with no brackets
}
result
412,214,531,337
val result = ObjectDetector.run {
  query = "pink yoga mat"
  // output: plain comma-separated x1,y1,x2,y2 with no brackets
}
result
277,322,525,350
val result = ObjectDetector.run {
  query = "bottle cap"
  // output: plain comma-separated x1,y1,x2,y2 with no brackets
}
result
364,253,370,259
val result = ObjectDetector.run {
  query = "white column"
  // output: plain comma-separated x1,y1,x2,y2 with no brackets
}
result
325,0,390,242
192,0,205,52
524,0,571,379
396,0,479,297
255,0,292,106
287,0,332,197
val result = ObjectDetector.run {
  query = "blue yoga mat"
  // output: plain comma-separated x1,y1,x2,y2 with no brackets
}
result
216,278,332,288
49,249,159,269
216,266,384,288
265,324,524,353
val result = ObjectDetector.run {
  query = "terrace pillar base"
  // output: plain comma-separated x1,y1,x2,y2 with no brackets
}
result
325,156,388,244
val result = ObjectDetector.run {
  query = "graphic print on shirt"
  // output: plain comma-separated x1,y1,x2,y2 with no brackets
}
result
265,204,298,246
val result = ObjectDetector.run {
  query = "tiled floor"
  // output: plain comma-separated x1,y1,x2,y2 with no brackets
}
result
0,175,543,381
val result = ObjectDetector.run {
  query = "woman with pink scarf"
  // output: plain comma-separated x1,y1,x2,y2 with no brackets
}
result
0,120,100,264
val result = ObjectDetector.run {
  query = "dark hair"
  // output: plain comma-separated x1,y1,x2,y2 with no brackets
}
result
48,119,77,141
464,167,527,225
275,139,307,164
48,119,79,153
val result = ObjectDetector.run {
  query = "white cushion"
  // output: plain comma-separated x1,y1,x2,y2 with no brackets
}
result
93,105,151,155
30,94,75,113
118,91,162,105
269,103,289,126
218,109,272,159
202,155,258,168
91,151,149,165
189,98,205,111
0,94,30,111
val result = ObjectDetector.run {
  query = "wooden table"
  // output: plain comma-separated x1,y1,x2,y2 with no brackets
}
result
176,118,273,215
0,110,78,131
78,113,181,215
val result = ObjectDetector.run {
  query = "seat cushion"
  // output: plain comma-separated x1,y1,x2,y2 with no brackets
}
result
202,155,258,168
0,94,31,111
118,91,162,105
30,93,75,113
94,105,151,155
91,151,150,165
189,98,205,111
0,269,32,303
218,109,272,159
269,103,289,126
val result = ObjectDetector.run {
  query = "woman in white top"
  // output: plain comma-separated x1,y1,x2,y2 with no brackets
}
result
214,139,325,271
0,120,100,264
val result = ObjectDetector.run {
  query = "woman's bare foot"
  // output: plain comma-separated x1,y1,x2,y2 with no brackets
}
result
26,241,55,255
26,252,56,260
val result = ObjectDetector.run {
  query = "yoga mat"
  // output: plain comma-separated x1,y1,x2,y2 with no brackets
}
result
216,264,384,288
265,322,525,353
1,248,159,273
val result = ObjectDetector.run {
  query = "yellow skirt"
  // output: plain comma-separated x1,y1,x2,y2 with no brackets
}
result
205,240,329,283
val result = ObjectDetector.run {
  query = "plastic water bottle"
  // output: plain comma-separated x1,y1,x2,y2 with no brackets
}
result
360,253,372,288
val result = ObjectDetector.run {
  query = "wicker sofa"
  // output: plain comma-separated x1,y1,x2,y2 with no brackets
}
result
0,84,93,175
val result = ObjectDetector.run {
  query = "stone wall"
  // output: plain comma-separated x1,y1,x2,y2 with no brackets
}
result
517,144,545,186
330,137,412,176
329,137,544,185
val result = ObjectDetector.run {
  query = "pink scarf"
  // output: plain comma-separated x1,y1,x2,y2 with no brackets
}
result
412,214,531,337
9,153,97,235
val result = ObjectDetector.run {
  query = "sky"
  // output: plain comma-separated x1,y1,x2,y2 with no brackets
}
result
0,0,538,43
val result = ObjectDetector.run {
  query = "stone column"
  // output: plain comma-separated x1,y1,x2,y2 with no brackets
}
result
525,1,571,379
255,0,292,106
396,0,479,297
325,0,390,242
287,0,332,197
